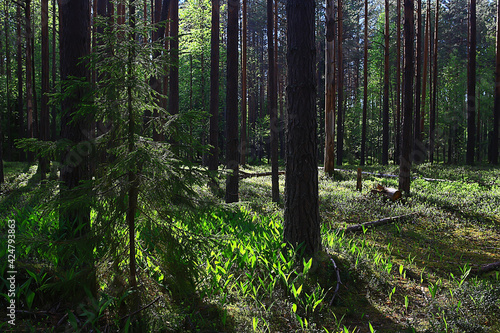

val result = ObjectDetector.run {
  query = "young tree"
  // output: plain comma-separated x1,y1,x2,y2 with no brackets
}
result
382,0,390,165
430,0,440,163
241,0,247,165
209,0,220,178
492,0,500,164
324,0,335,172
466,0,476,165
336,0,344,165
268,0,279,202
225,0,239,203
284,0,321,256
399,0,414,193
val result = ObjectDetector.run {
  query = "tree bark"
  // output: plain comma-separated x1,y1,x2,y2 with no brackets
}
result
268,0,279,202
399,0,414,194
430,0,440,163
466,0,476,165
208,0,220,181
284,0,321,256
361,0,368,166
336,0,344,166
325,0,335,172
382,0,390,165
225,0,239,203
491,0,500,164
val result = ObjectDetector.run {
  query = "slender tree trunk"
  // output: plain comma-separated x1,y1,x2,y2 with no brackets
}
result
268,0,279,202
40,0,50,180
382,0,390,165
4,0,11,165
414,0,422,163
169,0,179,119
421,2,430,138
430,0,439,163
466,0,476,165
361,0,368,166
208,0,220,181
325,0,335,172
127,1,138,292
336,0,344,165
492,0,500,164
241,0,247,165
17,5,24,161
225,0,239,203
395,0,401,164
399,0,414,194
25,0,35,163
284,0,321,256
51,0,58,141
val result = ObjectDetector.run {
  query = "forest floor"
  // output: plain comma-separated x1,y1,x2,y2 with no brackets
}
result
1,161,500,332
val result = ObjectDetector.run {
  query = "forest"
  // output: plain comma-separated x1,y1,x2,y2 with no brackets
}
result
0,0,499,332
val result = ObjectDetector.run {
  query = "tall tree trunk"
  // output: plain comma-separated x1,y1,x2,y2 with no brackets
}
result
466,0,476,165
399,0,414,194
17,4,24,161
414,0,422,163
336,0,344,165
225,0,239,203
361,0,368,166
40,0,50,180
395,0,401,164
382,0,390,165
51,0,58,141
240,0,247,165
492,0,500,164
325,0,335,172
421,2,430,138
208,0,220,181
268,0,279,202
59,0,93,298
169,0,179,120
25,0,35,163
284,0,321,257
430,0,440,163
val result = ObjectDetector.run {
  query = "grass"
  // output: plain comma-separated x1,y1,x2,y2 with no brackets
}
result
0,162,499,332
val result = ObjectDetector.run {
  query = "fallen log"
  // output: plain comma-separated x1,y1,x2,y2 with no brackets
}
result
342,213,418,233
474,261,500,275
239,170,285,179
371,184,402,201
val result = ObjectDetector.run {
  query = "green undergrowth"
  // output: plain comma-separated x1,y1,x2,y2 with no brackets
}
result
1,162,500,332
